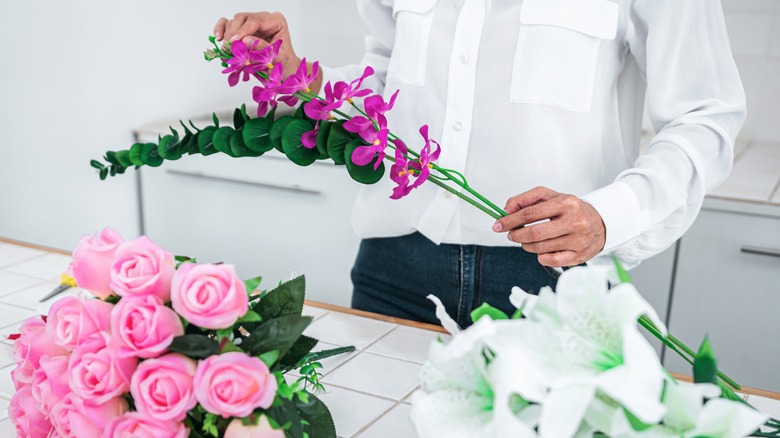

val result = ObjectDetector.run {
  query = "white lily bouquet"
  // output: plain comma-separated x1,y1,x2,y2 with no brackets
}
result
410,264,777,438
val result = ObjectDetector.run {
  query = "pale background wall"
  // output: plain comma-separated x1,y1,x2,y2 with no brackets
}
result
0,0,777,248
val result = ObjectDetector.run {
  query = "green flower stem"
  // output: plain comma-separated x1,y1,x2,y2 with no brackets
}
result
638,315,741,390
428,178,503,220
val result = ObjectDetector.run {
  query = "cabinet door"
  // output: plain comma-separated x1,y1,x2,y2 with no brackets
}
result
664,209,780,391
140,153,361,306
630,243,677,356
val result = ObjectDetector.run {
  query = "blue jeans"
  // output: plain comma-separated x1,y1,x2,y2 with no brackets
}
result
350,232,561,328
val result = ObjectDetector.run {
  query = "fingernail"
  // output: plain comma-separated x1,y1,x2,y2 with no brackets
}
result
229,34,239,42
507,232,513,241
215,32,222,40
492,222,502,232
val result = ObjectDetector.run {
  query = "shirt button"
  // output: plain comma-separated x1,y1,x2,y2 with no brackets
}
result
460,54,470,64
444,192,453,199
452,121,463,131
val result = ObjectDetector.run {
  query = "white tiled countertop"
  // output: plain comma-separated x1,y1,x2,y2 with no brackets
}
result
1,238,780,437
708,140,780,206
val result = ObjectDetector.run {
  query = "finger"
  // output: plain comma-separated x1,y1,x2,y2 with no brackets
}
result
508,220,568,245
234,13,285,43
242,36,269,51
213,17,228,40
494,198,565,233
504,186,558,215
520,234,591,255
226,14,248,42
538,251,581,268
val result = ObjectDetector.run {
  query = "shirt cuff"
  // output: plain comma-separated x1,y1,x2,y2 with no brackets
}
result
580,181,643,256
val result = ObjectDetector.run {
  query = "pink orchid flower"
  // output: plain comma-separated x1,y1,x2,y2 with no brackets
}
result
222,40,281,87
389,126,441,199
252,63,285,116
303,82,344,121
348,114,390,170
278,58,320,106
332,66,374,102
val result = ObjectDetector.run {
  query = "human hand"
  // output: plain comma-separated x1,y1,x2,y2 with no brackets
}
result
214,12,320,91
492,186,606,267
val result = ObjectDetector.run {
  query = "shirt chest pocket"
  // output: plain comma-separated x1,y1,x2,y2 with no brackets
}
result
387,0,438,86
510,0,619,113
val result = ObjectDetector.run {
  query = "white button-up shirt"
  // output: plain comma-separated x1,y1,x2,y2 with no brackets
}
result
321,0,746,268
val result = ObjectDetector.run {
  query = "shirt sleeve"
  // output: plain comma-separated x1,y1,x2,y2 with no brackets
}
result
582,0,746,269
319,0,395,98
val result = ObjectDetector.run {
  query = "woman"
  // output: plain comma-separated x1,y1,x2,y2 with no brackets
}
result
214,0,745,327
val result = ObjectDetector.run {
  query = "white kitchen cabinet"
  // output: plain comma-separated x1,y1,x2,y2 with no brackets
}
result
136,115,362,306
663,203,780,392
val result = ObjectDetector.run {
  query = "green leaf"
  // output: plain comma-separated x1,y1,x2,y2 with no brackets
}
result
279,335,318,368
233,108,246,131
242,117,274,153
266,398,305,438
103,151,120,166
168,334,220,359
258,349,280,367
99,167,108,180
298,346,356,366
256,276,306,322
241,315,313,357
623,407,653,431
237,310,262,323
230,130,259,157
140,143,164,167
244,276,263,294
212,112,220,128
270,116,294,153
326,122,352,165
693,336,718,385
315,121,332,159
612,254,633,284
128,143,145,166
344,139,385,184
296,393,337,438
294,105,307,120
470,303,509,323
212,126,236,156
90,159,104,169
197,126,218,156
115,150,132,167
282,119,320,167
158,134,182,160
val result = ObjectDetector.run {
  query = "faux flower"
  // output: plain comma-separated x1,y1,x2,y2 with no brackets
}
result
278,57,320,106
364,89,399,119
346,114,390,170
12,316,67,388
130,353,198,422
170,262,249,330
389,127,440,199
50,393,128,438
46,295,113,351
110,236,175,302
252,62,285,116
303,81,344,121
222,39,278,87
30,354,70,413
194,352,277,418
110,294,184,359
68,333,138,405
68,227,123,298
103,412,189,438
332,66,374,102
225,416,285,438
9,385,52,438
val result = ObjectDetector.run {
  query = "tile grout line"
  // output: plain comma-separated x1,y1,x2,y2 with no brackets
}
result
0,252,52,271
318,325,400,377
0,277,54,300
350,401,403,438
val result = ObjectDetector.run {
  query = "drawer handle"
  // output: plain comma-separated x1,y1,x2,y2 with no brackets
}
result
740,245,780,259
166,169,322,196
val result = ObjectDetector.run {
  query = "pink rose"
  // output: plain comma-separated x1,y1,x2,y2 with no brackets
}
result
111,295,184,359
12,316,67,388
103,412,189,438
110,236,175,302
50,393,127,438
46,295,113,351
130,353,197,422
225,416,285,438
171,263,249,330
31,354,70,413
69,228,123,298
9,385,52,438
194,352,277,418
68,335,138,405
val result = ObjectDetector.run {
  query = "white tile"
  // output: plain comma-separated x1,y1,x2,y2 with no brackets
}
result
0,305,35,333
303,304,330,321
3,253,72,281
749,395,780,420
725,13,772,57
0,397,7,421
324,352,421,401
356,403,417,438
318,386,394,438
0,282,80,312
0,271,45,298
0,244,45,270
0,365,14,399
0,320,26,345
304,312,396,350
0,419,14,436
365,326,447,364
0,343,13,369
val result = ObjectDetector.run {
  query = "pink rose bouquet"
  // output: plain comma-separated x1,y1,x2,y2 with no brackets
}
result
8,227,352,438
